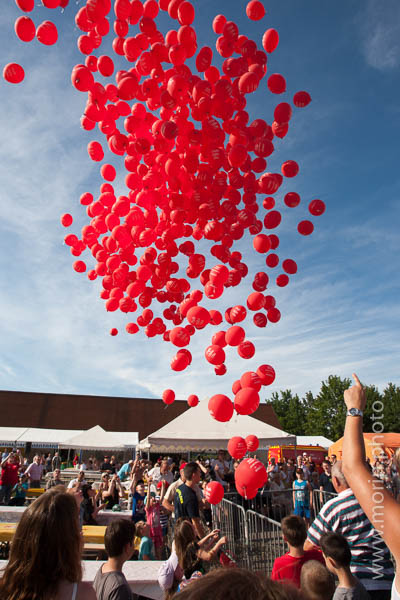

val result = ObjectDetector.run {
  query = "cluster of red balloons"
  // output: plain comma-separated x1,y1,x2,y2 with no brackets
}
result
4,0,325,501
227,433,259,459
235,457,267,498
3,0,70,83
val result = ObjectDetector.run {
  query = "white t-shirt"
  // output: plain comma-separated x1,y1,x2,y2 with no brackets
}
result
148,467,174,485
67,477,86,489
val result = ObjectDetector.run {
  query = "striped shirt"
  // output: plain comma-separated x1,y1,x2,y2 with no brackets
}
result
307,487,393,591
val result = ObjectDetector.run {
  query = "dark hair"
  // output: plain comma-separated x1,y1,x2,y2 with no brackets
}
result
296,468,303,475
81,483,92,499
320,532,352,568
0,488,82,600
183,462,200,481
104,519,136,557
173,567,304,600
300,560,335,600
281,515,307,547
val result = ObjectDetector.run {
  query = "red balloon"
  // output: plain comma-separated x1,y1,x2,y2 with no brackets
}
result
208,394,234,422
253,313,267,328
61,213,73,227
205,344,225,366
267,73,286,94
169,326,190,347
227,436,247,460
71,65,94,92
178,1,195,26
212,14,226,34
212,331,227,347
267,307,281,323
298,220,314,236
15,16,36,42
284,192,301,208
162,389,175,405
246,0,265,20
171,352,190,371
101,164,116,181
261,204,281,228
225,325,245,346
196,46,212,72
274,102,292,124
204,481,224,504
230,305,247,323
246,434,259,452
281,160,299,178
262,28,279,53
3,63,25,84
234,387,259,415
73,260,86,273
42,0,61,7
282,259,297,274
186,306,210,329
16,0,34,11
276,274,289,287
293,90,312,107
246,292,265,311
87,141,104,161
98,55,114,77
235,457,267,495
110,327,118,336
214,364,227,376
238,341,255,359
309,199,326,216
187,394,199,407
253,234,271,253
36,21,58,45
240,371,261,391
257,364,276,385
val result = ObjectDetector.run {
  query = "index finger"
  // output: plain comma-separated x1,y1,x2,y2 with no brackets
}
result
352,373,362,387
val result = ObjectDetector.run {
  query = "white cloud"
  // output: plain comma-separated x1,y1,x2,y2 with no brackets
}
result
358,0,400,71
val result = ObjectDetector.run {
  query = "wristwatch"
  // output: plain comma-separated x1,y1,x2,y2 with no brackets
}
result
346,408,363,417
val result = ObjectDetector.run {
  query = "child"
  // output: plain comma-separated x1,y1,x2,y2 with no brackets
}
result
130,479,146,523
93,518,135,600
293,468,312,526
145,476,163,559
300,560,335,600
320,532,370,599
9,474,29,506
271,515,325,588
136,521,155,560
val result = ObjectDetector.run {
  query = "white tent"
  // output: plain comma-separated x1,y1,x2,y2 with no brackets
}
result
17,428,84,449
137,400,296,452
296,436,333,449
59,425,137,451
0,427,28,446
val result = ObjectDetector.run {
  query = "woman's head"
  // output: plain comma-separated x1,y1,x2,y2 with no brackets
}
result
0,488,82,600
173,567,304,600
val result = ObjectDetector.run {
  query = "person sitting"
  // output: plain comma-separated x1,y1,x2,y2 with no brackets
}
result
117,459,134,482
100,456,115,474
93,519,136,600
136,520,155,561
0,487,96,599
67,470,86,489
46,468,63,489
158,517,227,596
320,532,370,599
271,514,324,588
172,567,304,600
300,559,335,600
9,473,29,506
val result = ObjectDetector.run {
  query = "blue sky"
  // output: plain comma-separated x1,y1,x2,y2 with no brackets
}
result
0,0,399,407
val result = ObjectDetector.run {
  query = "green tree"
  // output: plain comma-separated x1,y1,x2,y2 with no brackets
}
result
381,383,400,432
303,375,351,440
268,390,308,435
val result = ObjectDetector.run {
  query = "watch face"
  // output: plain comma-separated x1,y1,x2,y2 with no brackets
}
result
349,408,361,416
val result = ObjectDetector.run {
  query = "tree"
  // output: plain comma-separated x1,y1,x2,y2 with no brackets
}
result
268,390,308,435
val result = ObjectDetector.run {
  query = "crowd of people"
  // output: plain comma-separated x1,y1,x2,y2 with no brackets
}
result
1,375,400,599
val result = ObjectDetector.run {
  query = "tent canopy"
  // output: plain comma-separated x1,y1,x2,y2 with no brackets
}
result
17,428,84,449
59,425,137,451
0,427,28,446
329,433,400,462
296,436,333,449
137,400,296,452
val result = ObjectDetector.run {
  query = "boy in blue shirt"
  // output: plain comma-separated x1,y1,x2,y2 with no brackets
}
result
293,468,312,526
9,474,29,506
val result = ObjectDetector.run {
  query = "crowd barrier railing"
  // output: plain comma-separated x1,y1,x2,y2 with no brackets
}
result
246,509,286,574
312,489,337,515
211,498,249,567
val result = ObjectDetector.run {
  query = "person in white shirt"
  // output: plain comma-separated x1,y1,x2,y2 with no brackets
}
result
148,459,174,487
67,470,87,489
24,455,44,488
211,450,232,488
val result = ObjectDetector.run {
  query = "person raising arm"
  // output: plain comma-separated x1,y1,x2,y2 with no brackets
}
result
342,373,400,597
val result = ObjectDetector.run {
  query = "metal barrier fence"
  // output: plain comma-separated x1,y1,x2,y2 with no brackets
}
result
211,499,286,574
246,509,286,574
212,498,248,567
312,489,337,514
